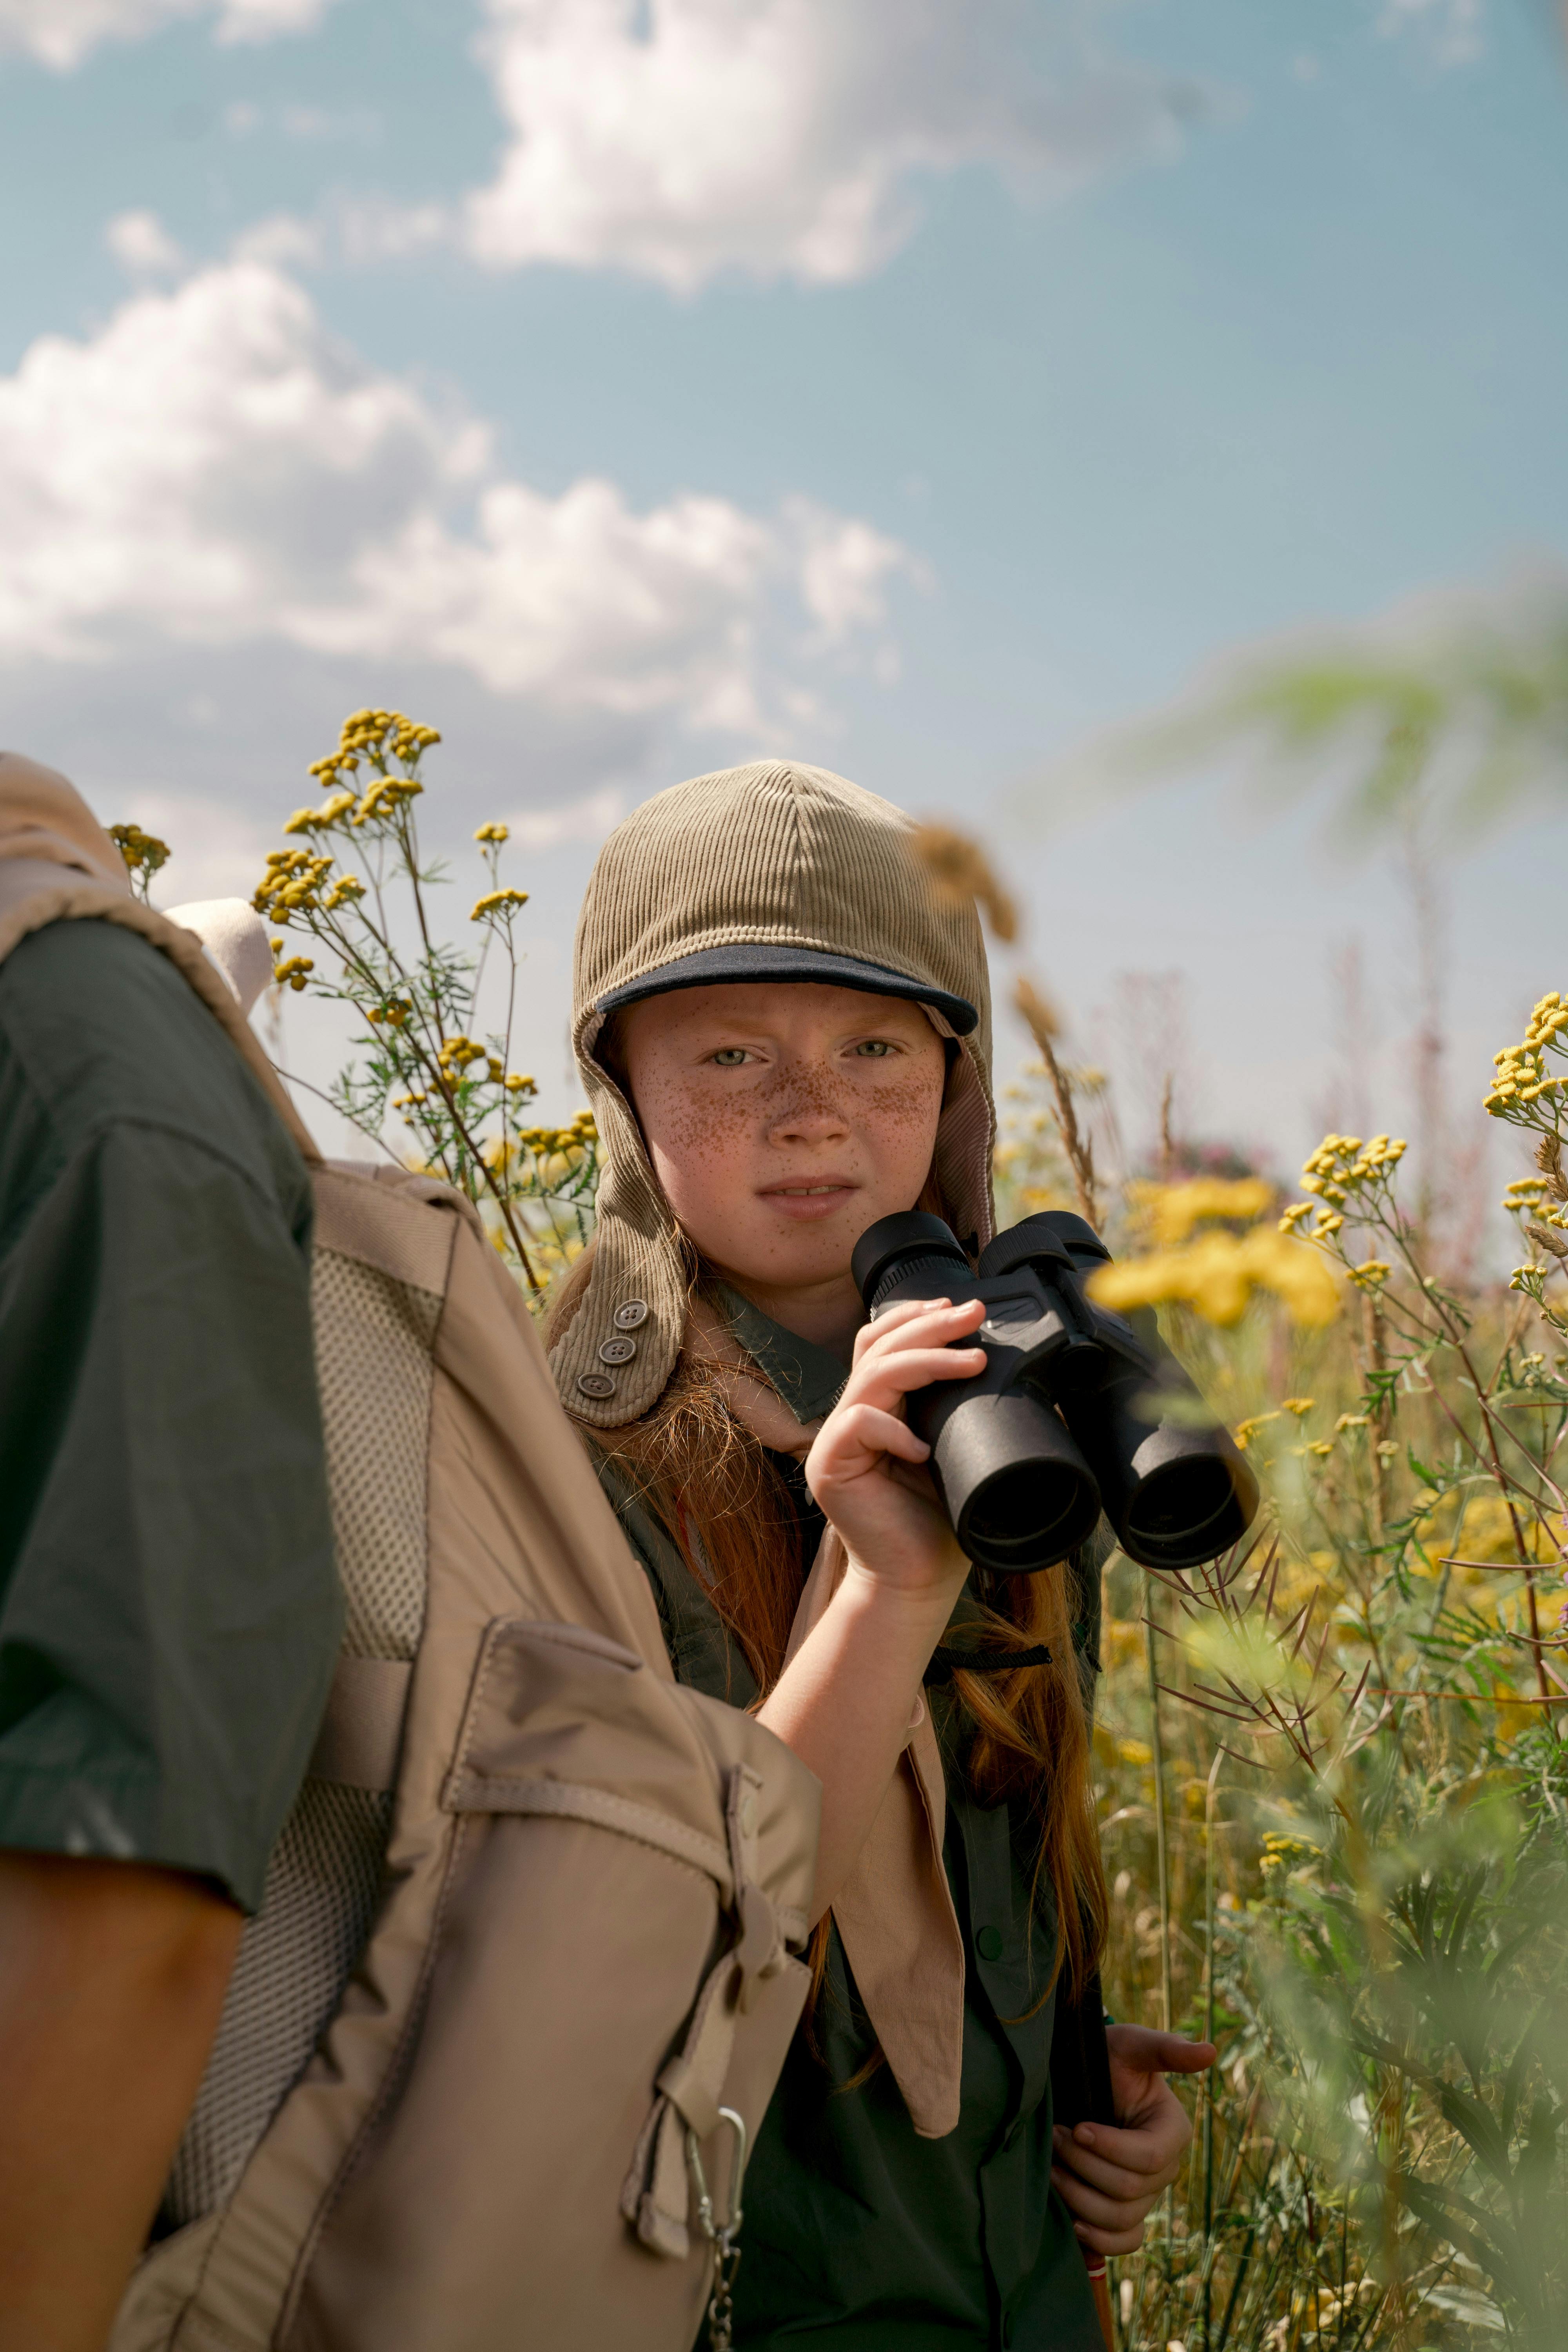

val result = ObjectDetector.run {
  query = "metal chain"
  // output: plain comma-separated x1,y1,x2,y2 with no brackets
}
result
686,2108,748,2352
704,2227,741,2352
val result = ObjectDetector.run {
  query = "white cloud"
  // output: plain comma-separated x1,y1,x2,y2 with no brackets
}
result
505,785,626,851
785,499,924,646
1379,0,1485,66
0,258,914,735
230,211,325,267
0,0,333,69
105,209,185,278
459,0,1214,291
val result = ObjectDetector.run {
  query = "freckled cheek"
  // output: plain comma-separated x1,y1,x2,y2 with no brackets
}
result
640,1078,760,1158
639,1080,768,1226
863,1069,946,1159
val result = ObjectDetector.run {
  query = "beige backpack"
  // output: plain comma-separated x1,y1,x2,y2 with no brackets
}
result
0,759,822,2352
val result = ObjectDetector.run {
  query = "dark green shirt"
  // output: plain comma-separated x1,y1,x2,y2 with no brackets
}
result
0,917,340,1912
594,1293,1107,2351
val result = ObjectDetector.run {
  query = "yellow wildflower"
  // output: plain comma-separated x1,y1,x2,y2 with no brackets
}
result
107,821,171,879
470,887,530,920
1127,1175,1274,1247
1089,1228,1341,1329
437,1034,486,1073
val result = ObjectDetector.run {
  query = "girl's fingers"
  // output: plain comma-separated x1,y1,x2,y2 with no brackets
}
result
1048,2167,1157,2232
849,1295,956,1358
1060,2117,1182,2180
1049,2133,1154,2201
1107,2026,1217,2077
852,1298,986,1371
813,1403,931,1471
1069,2219,1146,2258
845,1346,987,1408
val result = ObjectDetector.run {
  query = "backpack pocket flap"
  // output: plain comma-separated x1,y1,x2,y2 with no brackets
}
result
443,1619,745,1900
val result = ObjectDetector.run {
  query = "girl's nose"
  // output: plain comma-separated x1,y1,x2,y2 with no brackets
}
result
766,1086,849,1146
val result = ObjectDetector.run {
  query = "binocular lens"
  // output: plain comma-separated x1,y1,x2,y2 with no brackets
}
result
959,1461,1097,1570
1119,1455,1252,1571
933,1391,1103,1575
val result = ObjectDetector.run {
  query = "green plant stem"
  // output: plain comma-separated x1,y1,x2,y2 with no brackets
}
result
1201,1748,1223,2351
1146,1577,1172,2035
1363,1289,1388,1549
304,893,544,1292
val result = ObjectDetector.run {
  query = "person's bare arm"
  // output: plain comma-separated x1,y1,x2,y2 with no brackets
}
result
757,1296,985,1918
0,1850,243,2352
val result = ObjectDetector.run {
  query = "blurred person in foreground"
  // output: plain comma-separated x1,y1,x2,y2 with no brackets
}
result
548,760,1215,2351
0,752,339,2352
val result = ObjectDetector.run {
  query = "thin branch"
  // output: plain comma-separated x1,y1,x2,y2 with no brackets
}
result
1014,975,1099,1226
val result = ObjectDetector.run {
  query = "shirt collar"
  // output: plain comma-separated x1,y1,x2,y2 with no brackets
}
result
713,1283,849,1426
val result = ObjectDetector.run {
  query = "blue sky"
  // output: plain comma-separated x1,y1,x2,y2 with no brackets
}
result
1,0,1564,1186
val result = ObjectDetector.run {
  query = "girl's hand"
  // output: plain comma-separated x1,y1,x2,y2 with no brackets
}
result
804,1296,986,1601
1049,2027,1217,2256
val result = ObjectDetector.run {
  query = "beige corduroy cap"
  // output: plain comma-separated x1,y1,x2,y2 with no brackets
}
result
551,759,997,1428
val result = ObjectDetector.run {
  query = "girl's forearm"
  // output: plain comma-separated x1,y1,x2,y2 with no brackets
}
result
757,1563,953,1921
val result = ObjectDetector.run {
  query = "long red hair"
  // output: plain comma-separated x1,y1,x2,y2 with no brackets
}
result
548,1216,1108,2016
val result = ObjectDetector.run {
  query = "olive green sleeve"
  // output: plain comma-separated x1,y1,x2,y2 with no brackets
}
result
0,919,339,1913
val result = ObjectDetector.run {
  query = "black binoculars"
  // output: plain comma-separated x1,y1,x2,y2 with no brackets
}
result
851,1208,1259,1577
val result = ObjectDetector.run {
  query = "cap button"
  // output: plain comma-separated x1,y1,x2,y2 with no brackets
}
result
577,1371,617,1400
613,1299,649,1330
600,1336,637,1364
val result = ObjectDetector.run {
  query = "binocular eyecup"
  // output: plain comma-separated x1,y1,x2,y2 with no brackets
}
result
851,1209,1258,1578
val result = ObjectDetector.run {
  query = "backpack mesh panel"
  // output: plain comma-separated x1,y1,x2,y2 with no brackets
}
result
161,1246,442,2229
317,1247,439,1661
162,1782,391,2226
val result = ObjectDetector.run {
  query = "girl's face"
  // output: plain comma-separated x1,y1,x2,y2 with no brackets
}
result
618,982,947,1310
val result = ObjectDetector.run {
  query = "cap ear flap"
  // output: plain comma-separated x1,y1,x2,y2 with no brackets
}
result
591,1005,631,1089
915,1165,947,1220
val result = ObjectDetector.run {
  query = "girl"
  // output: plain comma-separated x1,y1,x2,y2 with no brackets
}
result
550,761,1212,2350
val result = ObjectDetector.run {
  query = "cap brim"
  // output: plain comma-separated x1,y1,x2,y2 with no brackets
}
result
593,942,978,1036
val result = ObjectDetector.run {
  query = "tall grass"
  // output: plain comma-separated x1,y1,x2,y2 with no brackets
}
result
999,1064,1568,2351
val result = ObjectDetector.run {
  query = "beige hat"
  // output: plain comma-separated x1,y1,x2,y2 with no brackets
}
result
551,759,997,1427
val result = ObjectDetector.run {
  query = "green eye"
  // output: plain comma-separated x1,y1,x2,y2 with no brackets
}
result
711,1047,750,1066
856,1040,893,1057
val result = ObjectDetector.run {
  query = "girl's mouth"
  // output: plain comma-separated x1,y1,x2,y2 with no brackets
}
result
759,1180,858,1220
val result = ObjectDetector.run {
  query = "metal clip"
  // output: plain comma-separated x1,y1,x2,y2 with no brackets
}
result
686,2106,748,2352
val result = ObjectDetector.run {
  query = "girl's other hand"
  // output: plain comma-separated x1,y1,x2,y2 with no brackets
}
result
1049,2027,1217,2256
804,1296,985,1602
